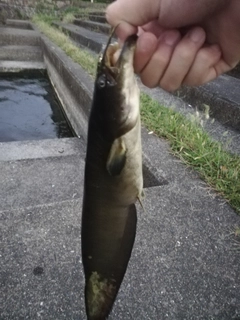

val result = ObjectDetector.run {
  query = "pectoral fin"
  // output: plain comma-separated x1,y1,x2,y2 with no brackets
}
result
106,138,127,176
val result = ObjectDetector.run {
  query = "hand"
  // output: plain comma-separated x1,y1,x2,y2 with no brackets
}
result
106,0,240,91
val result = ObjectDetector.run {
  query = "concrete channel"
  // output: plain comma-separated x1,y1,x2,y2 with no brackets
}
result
0,20,240,320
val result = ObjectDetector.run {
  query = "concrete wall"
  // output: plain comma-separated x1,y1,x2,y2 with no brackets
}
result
40,33,93,140
0,0,70,19
0,0,70,8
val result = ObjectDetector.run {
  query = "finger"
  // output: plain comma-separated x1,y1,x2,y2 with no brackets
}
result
114,21,138,41
159,27,206,91
106,0,160,28
134,32,158,74
183,44,223,86
141,20,166,38
140,30,181,88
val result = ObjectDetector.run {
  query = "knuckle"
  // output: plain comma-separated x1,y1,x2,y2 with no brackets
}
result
141,73,157,88
177,48,193,61
183,76,198,87
156,54,169,67
159,79,178,92
197,50,210,64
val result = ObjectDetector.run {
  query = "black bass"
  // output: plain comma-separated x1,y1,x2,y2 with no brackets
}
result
81,33,142,320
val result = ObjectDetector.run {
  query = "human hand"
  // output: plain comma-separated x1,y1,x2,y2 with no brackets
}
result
106,0,240,92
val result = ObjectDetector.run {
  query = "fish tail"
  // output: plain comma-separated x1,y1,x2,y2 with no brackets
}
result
84,204,137,320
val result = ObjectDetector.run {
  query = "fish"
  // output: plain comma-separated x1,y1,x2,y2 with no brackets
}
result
81,32,143,320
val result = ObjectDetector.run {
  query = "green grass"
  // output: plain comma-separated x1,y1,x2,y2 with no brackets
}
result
33,15,240,214
32,16,97,76
34,1,106,23
62,12,75,23
140,93,240,213
61,6,105,20
235,227,240,237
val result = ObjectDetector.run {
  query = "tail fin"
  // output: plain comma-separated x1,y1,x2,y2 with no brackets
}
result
83,204,137,320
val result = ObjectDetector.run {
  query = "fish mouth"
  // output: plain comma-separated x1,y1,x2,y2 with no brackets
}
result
99,30,138,73
96,30,139,136
116,34,138,68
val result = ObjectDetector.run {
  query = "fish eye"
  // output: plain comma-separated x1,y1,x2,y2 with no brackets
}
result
106,76,116,87
97,75,106,88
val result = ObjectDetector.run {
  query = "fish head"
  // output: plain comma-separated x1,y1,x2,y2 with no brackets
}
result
94,33,139,139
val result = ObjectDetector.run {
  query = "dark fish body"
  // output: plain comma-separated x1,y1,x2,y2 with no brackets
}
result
81,35,142,320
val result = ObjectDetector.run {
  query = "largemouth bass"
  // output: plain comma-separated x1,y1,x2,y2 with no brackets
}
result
81,33,143,320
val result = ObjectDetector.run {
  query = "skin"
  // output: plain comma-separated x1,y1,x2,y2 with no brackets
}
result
106,0,240,91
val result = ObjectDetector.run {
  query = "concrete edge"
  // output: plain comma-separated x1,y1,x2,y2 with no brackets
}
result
0,61,46,73
0,44,43,62
177,82,240,131
73,19,110,35
38,32,94,140
6,19,33,30
0,137,85,162
89,14,107,24
52,21,103,54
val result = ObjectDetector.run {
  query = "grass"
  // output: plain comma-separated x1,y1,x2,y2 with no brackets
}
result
62,12,75,24
34,1,106,21
33,15,240,214
140,93,240,213
32,16,97,76
235,227,240,237
61,6,105,20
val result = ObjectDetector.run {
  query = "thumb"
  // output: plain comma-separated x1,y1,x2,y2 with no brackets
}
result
106,0,160,38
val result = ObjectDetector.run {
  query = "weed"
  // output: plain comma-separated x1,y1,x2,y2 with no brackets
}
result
62,12,75,23
140,93,240,213
33,16,97,76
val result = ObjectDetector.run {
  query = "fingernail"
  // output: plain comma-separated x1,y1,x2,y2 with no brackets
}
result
189,28,205,43
163,31,179,46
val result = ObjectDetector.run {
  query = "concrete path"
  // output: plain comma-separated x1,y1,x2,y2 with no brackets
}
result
1,133,240,320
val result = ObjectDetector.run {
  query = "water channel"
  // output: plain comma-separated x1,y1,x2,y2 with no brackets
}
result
0,73,74,142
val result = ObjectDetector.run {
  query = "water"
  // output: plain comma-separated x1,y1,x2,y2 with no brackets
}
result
0,74,74,142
